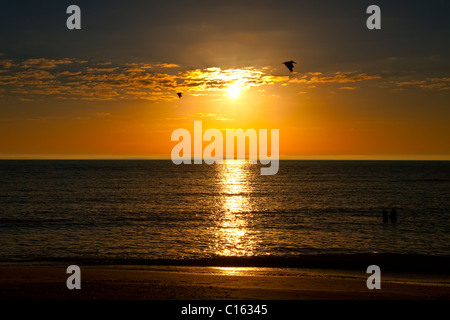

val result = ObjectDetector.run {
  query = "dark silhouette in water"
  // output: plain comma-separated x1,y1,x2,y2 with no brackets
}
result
177,92,183,98
283,60,296,72
382,210,389,223
390,208,397,222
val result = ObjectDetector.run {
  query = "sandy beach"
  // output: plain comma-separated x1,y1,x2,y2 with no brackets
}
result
1,265,449,300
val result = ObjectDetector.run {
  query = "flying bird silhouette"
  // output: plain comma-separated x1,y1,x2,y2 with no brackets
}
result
283,60,296,73
177,92,182,98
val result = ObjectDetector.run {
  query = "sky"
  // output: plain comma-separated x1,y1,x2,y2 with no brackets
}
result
0,0,449,159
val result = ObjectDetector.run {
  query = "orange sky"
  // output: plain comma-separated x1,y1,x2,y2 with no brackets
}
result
0,1,449,160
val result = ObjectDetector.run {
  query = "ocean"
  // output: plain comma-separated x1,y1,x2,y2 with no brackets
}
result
0,160,449,265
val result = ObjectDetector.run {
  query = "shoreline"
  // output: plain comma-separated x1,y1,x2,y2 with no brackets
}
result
2,253,450,274
1,264,449,300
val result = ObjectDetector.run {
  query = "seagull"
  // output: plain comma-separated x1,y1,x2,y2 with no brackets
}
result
283,60,296,73
177,92,182,98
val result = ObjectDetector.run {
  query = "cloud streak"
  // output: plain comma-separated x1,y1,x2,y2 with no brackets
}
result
1,56,443,102
0,57,290,101
21,58,74,69
289,72,381,85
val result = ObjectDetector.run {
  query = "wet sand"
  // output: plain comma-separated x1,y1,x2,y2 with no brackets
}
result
1,265,449,300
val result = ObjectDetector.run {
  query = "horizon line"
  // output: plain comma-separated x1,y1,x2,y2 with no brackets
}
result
0,154,449,161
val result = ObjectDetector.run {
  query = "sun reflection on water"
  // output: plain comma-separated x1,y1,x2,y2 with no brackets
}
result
212,160,256,256
211,267,261,276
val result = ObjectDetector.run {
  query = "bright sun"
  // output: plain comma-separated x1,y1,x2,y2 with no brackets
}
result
227,83,241,99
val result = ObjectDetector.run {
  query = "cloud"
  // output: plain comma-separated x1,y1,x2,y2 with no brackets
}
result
125,68,146,73
260,75,290,84
395,77,450,90
177,67,283,93
58,71,82,76
17,70,55,79
0,59,15,69
125,63,153,69
21,58,73,69
154,63,180,68
396,80,426,86
87,67,119,73
191,112,234,121
2,55,439,102
289,72,381,84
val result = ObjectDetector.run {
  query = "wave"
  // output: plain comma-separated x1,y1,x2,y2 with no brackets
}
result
2,253,450,274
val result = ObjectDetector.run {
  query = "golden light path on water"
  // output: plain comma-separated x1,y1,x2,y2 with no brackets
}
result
212,160,256,257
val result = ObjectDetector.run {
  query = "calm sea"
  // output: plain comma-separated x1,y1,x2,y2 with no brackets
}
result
0,160,449,263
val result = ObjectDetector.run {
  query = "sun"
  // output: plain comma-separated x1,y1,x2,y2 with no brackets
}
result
227,82,241,99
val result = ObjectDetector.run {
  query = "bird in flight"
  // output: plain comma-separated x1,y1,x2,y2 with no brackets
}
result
177,92,183,98
283,60,296,73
